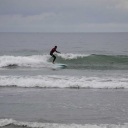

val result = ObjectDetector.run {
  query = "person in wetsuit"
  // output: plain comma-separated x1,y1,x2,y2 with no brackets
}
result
50,46,61,64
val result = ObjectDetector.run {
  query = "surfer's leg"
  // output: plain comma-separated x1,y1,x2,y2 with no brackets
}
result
52,55,56,63
50,53,56,64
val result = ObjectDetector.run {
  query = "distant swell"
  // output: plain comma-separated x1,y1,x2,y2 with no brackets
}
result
0,54,128,70
0,119,128,128
0,75,128,89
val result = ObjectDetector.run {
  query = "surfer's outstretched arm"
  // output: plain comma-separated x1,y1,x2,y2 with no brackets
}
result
56,50,61,54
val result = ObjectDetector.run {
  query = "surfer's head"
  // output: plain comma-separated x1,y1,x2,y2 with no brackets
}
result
55,46,57,48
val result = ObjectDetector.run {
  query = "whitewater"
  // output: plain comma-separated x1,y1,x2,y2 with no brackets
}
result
1,119,128,128
0,53,89,68
0,32,128,128
0,75,128,89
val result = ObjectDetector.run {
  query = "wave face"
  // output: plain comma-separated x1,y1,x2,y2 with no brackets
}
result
57,54,128,70
0,75,127,89
0,119,128,128
0,54,128,70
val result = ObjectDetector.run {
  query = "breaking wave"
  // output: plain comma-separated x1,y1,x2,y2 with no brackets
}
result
0,54,128,70
0,75,128,89
0,119,128,128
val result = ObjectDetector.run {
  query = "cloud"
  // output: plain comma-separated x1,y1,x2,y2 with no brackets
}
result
0,12,56,32
111,0,128,10
0,0,128,32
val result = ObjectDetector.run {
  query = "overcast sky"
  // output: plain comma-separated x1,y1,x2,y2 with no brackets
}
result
0,0,128,32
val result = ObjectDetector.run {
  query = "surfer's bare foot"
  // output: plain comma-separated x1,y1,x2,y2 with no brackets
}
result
52,62,54,64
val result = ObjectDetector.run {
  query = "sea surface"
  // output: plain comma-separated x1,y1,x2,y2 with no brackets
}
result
0,32,128,128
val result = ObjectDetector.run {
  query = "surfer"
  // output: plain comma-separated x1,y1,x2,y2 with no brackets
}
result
50,46,61,64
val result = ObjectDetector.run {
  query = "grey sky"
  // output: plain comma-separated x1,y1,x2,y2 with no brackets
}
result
0,0,128,32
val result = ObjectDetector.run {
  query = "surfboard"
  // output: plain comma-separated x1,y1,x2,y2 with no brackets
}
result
54,63,67,68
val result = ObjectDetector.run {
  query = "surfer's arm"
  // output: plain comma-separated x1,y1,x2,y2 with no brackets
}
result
56,50,61,53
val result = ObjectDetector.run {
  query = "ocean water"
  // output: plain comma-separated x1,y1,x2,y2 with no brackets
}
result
0,32,128,128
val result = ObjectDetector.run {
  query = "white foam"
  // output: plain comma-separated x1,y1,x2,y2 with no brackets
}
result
0,75,128,89
0,54,90,68
58,53,90,59
0,55,51,68
0,119,128,128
